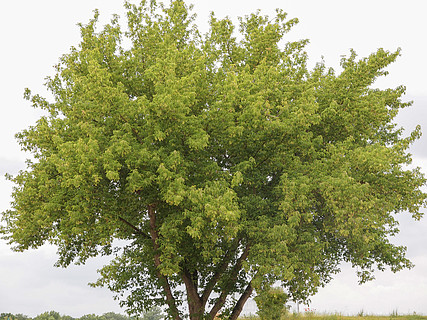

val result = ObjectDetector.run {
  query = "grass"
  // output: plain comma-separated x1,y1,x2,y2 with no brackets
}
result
238,313,427,320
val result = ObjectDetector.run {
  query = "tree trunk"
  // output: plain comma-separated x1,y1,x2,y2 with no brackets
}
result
148,204,182,320
208,243,251,320
230,283,253,320
182,268,204,320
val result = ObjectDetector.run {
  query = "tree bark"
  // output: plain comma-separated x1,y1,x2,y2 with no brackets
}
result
118,216,150,239
148,204,182,320
182,268,204,320
208,243,251,319
230,283,253,320
201,238,240,306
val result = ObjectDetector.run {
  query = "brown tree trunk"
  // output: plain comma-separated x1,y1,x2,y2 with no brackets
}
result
182,268,204,320
201,238,241,307
208,243,251,320
148,204,182,320
230,283,253,320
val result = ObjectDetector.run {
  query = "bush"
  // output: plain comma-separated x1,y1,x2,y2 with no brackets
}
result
254,287,289,320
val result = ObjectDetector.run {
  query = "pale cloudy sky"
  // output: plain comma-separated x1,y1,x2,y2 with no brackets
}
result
1,0,426,317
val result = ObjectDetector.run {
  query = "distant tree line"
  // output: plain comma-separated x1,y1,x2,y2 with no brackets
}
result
0,310,163,320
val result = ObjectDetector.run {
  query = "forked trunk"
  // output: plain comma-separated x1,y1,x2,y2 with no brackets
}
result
229,283,253,320
183,270,204,320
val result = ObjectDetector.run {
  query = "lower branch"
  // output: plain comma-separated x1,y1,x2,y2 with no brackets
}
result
148,204,181,320
118,216,150,240
208,289,228,320
208,243,251,319
201,238,241,306
230,283,253,320
182,268,203,320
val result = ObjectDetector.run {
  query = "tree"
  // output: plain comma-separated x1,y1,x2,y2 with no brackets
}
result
78,315,105,320
34,312,64,320
254,287,289,320
102,313,129,320
141,307,164,320
2,1,426,319
1,314,31,320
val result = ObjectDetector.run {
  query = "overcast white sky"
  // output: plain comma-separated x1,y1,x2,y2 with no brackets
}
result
1,0,426,317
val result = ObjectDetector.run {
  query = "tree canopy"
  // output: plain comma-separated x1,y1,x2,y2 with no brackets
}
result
2,1,426,320
0,311,150,320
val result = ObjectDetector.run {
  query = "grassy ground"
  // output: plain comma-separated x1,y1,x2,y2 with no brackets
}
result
239,314,427,320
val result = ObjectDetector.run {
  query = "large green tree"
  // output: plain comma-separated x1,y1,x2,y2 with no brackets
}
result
2,1,426,319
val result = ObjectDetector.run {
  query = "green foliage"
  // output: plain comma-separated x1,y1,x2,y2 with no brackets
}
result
1,314,31,320
141,307,163,320
102,313,130,320
34,312,63,320
79,315,105,320
0,313,140,320
254,287,289,320
2,0,426,320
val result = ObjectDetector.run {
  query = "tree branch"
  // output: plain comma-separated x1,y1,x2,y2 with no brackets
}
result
119,114,143,144
230,283,253,320
208,242,250,318
182,267,203,320
148,204,182,320
118,216,150,240
201,238,240,306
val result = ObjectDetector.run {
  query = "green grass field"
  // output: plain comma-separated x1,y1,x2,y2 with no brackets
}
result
239,314,427,320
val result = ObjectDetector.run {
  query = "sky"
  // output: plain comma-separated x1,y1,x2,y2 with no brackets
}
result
1,0,426,317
